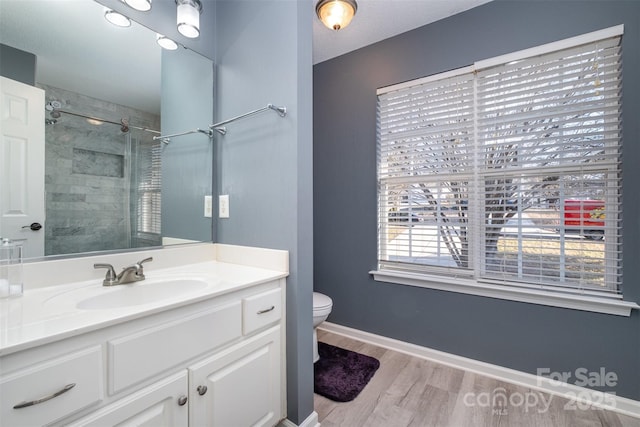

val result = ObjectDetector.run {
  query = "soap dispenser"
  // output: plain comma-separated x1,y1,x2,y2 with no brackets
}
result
0,238,23,298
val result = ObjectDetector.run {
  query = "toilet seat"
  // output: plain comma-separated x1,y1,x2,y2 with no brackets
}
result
313,292,333,312
312,292,333,363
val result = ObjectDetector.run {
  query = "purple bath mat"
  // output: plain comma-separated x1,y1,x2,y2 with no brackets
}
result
314,342,380,402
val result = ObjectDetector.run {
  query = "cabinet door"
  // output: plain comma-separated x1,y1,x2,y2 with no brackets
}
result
189,327,282,427
66,372,188,427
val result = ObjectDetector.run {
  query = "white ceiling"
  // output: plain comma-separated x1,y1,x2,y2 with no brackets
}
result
0,0,492,113
313,0,493,64
0,0,161,114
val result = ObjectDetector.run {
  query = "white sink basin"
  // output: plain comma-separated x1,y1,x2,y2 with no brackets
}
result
76,279,209,310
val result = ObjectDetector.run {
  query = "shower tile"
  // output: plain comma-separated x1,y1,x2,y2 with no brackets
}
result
42,83,160,256
52,226,86,237
50,193,86,202
72,148,124,178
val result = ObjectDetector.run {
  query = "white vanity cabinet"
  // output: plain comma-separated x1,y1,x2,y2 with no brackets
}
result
0,278,285,427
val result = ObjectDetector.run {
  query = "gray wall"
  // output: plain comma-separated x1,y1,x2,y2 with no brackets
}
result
314,0,640,400
0,44,36,85
161,48,214,241
214,1,314,423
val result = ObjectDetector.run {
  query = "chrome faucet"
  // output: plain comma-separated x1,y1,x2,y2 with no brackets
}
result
94,257,153,286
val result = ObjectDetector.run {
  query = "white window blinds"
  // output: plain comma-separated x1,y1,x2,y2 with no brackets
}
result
377,27,623,295
135,138,162,239
476,36,622,292
378,69,475,273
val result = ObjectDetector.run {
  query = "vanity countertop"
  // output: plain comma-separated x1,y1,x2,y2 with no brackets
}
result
0,245,288,356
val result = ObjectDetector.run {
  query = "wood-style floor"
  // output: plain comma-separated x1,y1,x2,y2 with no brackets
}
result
314,330,640,427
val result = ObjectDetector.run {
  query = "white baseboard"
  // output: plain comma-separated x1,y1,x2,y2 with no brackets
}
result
319,322,640,420
279,411,319,427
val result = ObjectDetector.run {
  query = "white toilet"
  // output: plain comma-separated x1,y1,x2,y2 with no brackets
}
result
313,292,333,363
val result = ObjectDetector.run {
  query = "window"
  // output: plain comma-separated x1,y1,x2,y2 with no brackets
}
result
375,26,628,310
133,137,162,246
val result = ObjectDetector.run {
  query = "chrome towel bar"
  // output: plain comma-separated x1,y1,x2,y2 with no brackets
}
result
210,103,287,136
153,128,213,145
154,103,287,144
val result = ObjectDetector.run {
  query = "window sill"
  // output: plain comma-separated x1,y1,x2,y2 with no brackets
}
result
370,270,640,316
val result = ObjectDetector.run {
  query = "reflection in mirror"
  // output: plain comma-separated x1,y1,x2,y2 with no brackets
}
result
42,84,162,256
0,0,213,260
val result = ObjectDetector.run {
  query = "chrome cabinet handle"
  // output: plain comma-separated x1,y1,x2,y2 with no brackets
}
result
177,396,188,406
257,305,275,315
13,383,76,409
197,385,208,396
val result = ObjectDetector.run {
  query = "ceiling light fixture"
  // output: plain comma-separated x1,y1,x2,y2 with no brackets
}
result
123,0,152,12
156,34,179,50
104,9,131,27
315,0,357,31
176,0,202,39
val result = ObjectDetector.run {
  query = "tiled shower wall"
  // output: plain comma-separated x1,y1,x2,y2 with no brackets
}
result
41,84,160,256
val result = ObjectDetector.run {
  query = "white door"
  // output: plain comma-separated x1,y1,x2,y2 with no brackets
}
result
0,76,45,258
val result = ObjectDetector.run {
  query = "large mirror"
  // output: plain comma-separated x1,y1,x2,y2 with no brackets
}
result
0,0,214,260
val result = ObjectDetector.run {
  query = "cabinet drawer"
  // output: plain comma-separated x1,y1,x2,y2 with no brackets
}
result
108,301,241,394
0,346,103,427
242,288,282,335
66,371,188,427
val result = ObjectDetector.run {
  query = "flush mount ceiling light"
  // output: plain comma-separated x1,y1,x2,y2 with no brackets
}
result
176,0,202,39
316,0,357,31
156,34,178,50
104,9,131,27
123,0,152,12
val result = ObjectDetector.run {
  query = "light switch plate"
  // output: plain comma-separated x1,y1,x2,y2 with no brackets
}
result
219,195,230,218
204,195,213,218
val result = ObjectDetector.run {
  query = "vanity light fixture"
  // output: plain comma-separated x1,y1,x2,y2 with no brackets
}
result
315,0,358,31
123,0,152,12
176,0,202,38
156,34,179,50
104,9,131,27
